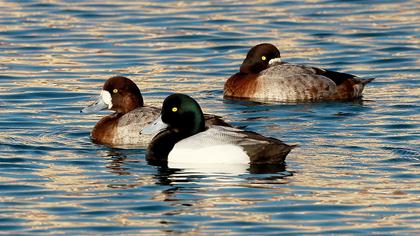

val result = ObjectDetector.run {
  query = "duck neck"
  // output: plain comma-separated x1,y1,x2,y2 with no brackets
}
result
146,111,205,165
146,129,184,166
120,92,144,114
183,110,205,136
239,60,267,74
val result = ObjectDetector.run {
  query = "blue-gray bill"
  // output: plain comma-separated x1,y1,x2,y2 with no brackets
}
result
140,115,168,135
80,94,108,113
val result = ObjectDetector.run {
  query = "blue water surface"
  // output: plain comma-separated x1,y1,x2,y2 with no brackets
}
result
0,0,419,234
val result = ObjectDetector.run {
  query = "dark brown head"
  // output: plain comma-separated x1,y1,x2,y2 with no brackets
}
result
81,76,144,114
102,76,144,113
239,43,281,74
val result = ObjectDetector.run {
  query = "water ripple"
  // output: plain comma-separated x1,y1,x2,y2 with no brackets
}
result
0,0,419,235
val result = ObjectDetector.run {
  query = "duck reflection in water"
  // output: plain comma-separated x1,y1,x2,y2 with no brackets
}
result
102,149,292,189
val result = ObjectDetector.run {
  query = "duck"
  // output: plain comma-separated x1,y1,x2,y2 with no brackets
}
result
224,43,375,102
141,93,296,167
81,76,230,147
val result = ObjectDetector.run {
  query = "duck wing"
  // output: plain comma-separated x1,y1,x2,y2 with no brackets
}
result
203,113,232,127
114,106,161,146
176,126,296,164
276,62,375,86
234,129,296,165
315,68,357,85
259,63,337,101
118,106,160,127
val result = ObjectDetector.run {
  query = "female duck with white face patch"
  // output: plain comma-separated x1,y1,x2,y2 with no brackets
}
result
81,76,231,147
81,76,161,147
141,93,296,170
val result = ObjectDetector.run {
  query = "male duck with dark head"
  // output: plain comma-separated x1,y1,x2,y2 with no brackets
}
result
81,76,230,147
224,43,375,102
141,93,296,167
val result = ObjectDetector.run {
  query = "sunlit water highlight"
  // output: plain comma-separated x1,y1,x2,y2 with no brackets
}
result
0,0,419,234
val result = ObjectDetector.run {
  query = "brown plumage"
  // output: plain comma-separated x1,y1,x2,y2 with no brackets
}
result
82,76,232,147
224,73,260,99
224,43,375,102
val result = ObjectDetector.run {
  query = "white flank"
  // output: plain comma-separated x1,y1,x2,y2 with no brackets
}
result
168,144,250,174
100,90,113,109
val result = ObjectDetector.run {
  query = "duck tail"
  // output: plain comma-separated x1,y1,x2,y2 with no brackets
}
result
361,77,375,85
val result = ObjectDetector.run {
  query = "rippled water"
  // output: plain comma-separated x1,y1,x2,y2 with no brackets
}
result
1,0,419,234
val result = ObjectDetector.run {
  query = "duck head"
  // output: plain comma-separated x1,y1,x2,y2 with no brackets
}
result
142,93,205,137
81,76,144,114
239,43,281,74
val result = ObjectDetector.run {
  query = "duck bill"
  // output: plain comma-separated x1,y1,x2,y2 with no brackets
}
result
80,90,112,113
141,115,168,135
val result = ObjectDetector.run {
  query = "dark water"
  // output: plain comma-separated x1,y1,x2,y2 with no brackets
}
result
0,0,419,234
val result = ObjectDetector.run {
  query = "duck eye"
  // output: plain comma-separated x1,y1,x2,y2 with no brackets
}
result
113,89,118,94
172,107,178,112
261,56,267,61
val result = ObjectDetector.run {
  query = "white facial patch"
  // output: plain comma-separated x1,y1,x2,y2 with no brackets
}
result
100,90,113,109
269,57,282,65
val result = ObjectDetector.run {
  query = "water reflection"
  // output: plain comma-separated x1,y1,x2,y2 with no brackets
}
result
96,149,296,234
103,149,292,188
105,150,132,176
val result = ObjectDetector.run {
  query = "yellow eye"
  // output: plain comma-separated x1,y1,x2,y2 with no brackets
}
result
261,56,267,61
172,107,178,112
113,89,118,93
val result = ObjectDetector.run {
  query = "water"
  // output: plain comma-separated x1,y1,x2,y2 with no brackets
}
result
0,0,419,234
